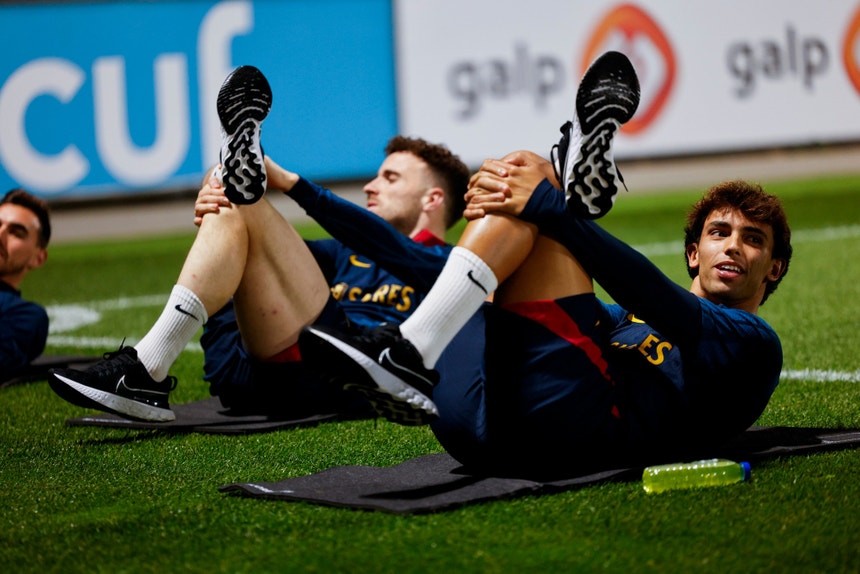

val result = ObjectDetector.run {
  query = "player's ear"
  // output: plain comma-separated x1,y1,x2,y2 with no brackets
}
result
423,187,445,212
29,246,48,270
767,258,786,282
686,242,700,270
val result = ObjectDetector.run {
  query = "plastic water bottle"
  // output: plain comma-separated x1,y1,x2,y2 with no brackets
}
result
642,458,751,493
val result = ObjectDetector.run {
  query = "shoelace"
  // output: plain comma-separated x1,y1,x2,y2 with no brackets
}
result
91,345,177,390
89,346,138,377
352,323,402,349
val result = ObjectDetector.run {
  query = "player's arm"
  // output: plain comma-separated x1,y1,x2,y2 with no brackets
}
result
468,152,703,346
523,181,703,346
287,177,448,293
0,300,48,375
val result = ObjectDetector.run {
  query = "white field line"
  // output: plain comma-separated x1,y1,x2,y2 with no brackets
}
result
47,335,203,353
45,224,860,359
780,369,860,383
46,294,202,352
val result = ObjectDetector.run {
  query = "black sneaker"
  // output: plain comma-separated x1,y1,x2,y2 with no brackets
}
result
217,65,272,205
551,51,640,219
299,323,439,426
48,346,177,422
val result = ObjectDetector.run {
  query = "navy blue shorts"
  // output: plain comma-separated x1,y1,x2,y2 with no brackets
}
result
200,297,368,416
432,294,625,477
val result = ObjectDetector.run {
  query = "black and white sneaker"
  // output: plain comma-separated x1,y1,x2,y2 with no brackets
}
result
299,323,439,426
217,65,272,205
48,346,177,422
551,51,640,219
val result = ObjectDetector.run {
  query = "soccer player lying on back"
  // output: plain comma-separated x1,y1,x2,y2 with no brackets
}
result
48,66,483,421
302,52,793,477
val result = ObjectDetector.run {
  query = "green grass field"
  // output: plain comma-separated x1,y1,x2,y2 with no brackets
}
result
2,174,859,573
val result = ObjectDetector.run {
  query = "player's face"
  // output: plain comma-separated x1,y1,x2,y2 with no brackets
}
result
0,203,46,287
364,152,432,236
687,207,784,312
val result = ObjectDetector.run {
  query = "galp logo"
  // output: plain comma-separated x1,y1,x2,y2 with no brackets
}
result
844,4,860,96
581,4,676,134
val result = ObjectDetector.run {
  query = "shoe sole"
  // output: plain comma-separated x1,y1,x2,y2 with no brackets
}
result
217,65,272,205
49,372,175,422
49,371,105,411
300,327,439,426
565,51,640,219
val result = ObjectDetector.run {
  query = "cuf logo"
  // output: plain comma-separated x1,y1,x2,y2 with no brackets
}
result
581,3,676,135
844,4,860,96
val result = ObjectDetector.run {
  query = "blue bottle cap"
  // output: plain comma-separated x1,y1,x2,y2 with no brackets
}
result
740,461,751,481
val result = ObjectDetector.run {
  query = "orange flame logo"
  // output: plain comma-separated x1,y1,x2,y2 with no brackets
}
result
844,5,860,96
582,4,676,134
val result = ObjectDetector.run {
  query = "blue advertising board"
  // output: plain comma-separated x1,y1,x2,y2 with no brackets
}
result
0,0,396,200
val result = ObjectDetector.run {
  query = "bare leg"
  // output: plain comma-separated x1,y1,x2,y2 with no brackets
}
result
495,234,592,304
456,213,537,285
177,198,329,360
399,208,592,369
453,210,593,302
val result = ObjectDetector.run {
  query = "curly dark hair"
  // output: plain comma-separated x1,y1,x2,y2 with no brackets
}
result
2,188,51,247
384,136,469,229
683,180,791,305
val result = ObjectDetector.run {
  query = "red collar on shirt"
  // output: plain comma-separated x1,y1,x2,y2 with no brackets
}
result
412,229,446,247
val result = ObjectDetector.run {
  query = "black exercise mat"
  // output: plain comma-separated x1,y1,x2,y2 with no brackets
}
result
718,425,860,460
219,453,637,514
220,426,860,514
66,397,353,434
1,354,100,388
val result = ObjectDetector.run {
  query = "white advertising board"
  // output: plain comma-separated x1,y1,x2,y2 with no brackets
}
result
395,0,860,166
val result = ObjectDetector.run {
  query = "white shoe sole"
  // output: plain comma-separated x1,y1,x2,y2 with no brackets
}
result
306,327,438,425
52,373,175,422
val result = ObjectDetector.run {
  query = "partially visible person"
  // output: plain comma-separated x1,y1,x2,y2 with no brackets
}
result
0,188,51,379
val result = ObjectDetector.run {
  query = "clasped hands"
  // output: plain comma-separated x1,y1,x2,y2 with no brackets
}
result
464,150,559,221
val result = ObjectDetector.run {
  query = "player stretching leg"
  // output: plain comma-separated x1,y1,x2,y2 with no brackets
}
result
49,61,474,424
299,51,640,425
47,67,274,422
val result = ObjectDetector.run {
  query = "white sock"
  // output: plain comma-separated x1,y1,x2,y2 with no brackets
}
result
135,285,208,381
400,246,497,369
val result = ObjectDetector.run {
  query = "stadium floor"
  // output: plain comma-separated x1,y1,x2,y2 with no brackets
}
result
49,143,860,244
